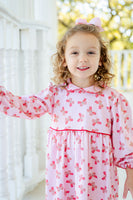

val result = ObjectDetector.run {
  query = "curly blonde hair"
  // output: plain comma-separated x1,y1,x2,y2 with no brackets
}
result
51,24,114,88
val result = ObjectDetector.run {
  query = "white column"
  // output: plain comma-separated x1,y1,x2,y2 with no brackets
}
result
45,0,57,47
0,18,6,49
3,21,17,200
35,28,52,171
0,19,23,200
36,49,48,171
12,25,24,199
34,0,57,47
0,49,9,200
12,25,20,50
21,0,34,21
0,17,9,200
23,50,39,178
7,22,24,199
34,0,43,22
20,28,39,178
16,0,24,20
5,51,17,200
13,50,25,199
21,28,37,50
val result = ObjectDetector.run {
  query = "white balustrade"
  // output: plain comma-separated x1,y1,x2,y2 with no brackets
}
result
23,50,39,178
14,50,25,200
0,50,9,200
6,50,17,200
111,50,133,91
0,118,9,200
0,0,57,199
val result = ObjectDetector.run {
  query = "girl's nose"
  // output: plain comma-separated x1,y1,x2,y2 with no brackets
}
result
79,54,88,63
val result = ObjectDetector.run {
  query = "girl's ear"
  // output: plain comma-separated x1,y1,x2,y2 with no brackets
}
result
99,60,102,66
63,59,67,67
63,63,67,67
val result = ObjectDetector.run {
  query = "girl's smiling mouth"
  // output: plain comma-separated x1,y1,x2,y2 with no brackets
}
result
77,66,90,71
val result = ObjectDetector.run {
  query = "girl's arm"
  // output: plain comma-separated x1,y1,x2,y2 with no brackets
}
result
111,92,133,198
0,83,54,119
123,167,133,199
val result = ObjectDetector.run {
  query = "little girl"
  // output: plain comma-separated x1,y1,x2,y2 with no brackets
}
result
0,17,133,200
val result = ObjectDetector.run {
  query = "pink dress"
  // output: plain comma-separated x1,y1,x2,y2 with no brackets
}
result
0,82,133,200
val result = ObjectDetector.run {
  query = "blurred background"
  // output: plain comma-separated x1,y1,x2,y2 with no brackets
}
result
57,0,133,50
0,0,133,200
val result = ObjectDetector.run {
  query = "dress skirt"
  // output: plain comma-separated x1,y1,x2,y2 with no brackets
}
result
45,128,119,200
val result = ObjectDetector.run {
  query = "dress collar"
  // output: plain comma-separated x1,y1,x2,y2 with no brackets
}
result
66,82,103,94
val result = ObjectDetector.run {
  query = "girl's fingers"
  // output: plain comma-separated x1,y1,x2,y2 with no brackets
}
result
123,180,128,199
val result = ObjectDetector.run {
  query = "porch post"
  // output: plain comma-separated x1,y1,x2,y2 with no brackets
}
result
20,28,39,178
0,18,9,200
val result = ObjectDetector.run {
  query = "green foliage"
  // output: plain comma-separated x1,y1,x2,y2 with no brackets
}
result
57,0,133,49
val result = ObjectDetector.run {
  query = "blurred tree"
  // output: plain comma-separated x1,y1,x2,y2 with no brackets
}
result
57,0,133,49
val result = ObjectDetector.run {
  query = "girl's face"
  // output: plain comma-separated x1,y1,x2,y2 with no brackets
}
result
64,32,101,88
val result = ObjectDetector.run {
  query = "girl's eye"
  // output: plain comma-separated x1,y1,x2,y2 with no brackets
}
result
88,51,95,54
71,51,78,55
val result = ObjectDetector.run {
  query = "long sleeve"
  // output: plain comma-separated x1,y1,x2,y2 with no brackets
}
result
0,83,55,119
111,93,133,169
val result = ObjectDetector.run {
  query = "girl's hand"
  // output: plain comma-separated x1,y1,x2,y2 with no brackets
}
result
123,168,133,199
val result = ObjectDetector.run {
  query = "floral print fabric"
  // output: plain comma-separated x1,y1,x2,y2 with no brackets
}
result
0,82,133,200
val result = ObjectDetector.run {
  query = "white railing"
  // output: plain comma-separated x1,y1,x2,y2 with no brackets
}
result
0,2,57,200
111,50,133,91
